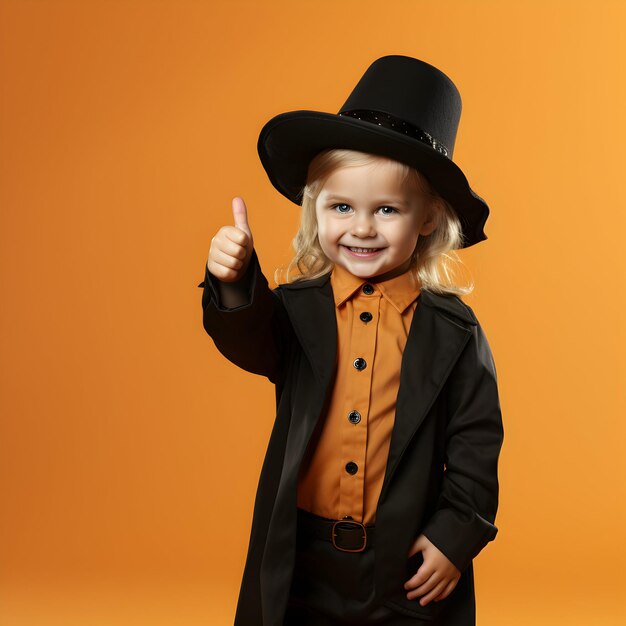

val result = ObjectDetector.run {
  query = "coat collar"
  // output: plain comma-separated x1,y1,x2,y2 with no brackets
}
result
278,271,477,497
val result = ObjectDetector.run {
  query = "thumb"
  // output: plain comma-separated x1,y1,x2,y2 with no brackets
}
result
408,533,428,556
232,196,252,240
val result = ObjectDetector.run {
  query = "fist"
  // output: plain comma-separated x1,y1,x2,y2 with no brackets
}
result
207,196,255,282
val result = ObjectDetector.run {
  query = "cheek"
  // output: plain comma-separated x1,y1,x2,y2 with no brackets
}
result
385,226,417,250
392,235,419,259
315,224,332,255
317,219,338,245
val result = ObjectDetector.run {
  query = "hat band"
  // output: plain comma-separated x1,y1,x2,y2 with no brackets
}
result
338,109,450,157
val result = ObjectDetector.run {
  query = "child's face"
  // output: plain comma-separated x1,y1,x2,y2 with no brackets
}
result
315,158,436,281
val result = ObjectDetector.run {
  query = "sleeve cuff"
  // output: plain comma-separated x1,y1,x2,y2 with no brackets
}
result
421,503,499,573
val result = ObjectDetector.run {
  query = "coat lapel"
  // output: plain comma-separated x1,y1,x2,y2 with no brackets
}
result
280,272,338,397
379,292,475,499
279,273,477,492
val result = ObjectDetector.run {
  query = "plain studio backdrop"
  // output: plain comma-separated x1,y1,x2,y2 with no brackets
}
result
0,1,625,625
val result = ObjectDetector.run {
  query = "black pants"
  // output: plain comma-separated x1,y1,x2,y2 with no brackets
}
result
284,508,429,626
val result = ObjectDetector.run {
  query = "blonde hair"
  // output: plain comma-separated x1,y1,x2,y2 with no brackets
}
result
274,148,474,297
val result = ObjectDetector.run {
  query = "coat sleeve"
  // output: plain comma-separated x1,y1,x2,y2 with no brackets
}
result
420,318,504,573
197,248,294,384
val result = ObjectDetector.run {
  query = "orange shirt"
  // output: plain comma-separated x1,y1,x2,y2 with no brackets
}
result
296,262,422,525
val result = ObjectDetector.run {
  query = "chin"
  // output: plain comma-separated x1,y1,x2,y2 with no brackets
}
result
347,265,385,278
348,268,376,278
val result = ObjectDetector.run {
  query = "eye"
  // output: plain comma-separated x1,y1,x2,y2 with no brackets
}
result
331,203,352,214
377,206,398,215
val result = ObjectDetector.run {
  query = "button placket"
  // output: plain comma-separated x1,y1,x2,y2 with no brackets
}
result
339,285,381,522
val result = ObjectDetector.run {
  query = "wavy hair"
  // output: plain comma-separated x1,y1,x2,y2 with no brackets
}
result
274,148,474,296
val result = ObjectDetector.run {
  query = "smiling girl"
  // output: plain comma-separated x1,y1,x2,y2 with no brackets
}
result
199,55,504,626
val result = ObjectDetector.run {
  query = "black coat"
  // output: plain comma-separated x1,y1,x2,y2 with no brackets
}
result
198,249,504,626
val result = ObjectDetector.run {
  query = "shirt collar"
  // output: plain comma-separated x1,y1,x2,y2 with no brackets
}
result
330,263,421,314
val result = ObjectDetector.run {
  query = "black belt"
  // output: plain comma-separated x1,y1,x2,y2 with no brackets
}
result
296,507,376,552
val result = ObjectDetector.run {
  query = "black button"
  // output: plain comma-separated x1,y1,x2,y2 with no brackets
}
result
360,311,373,323
353,357,367,371
362,284,374,295
345,461,358,475
348,410,361,424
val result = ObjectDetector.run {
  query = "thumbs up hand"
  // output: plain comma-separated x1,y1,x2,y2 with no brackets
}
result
207,197,255,283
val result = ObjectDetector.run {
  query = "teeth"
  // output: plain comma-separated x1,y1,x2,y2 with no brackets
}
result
349,247,379,253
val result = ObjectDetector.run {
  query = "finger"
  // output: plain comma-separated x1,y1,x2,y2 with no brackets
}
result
412,571,443,596
415,578,449,606
221,226,249,248
207,259,243,282
434,578,457,602
214,234,248,260
232,196,252,238
405,566,436,591
211,248,245,271
404,559,430,589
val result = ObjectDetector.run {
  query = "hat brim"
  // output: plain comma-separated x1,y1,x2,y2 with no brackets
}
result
257,110,489,248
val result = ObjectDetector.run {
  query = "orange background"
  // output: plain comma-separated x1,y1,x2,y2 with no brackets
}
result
1,1,625,624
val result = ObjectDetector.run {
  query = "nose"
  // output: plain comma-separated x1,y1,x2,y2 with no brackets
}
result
350,212,376,238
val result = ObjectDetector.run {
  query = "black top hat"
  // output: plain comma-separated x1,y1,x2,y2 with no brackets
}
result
257,55,490,249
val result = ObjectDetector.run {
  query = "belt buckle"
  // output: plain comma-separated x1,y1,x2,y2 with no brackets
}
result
331,519,367,553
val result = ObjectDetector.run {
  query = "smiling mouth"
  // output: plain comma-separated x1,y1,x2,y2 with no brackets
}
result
344,245,383,252
342,245,385,256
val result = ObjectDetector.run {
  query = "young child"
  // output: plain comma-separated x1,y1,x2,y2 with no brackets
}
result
199,55,504,626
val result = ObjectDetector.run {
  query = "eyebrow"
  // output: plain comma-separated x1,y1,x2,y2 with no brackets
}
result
323,195,408,206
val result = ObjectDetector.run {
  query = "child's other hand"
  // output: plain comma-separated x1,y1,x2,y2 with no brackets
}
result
207,197,255,282
404,533,461,606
